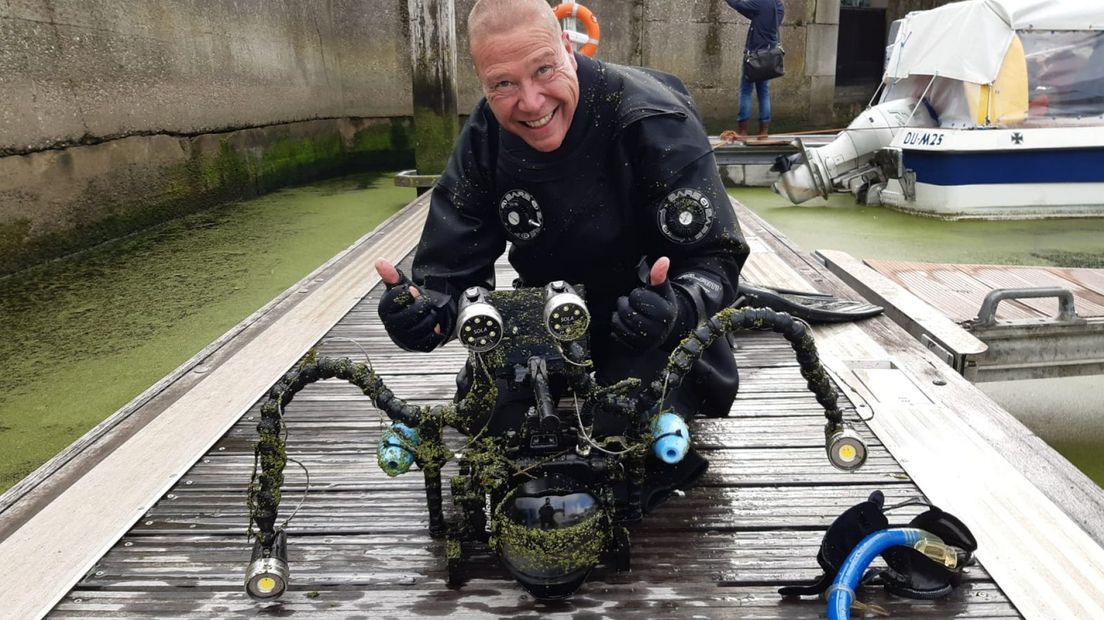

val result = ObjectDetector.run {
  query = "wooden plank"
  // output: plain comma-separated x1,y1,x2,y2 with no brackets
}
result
140,448,907,494
1063,268,1104,301
49,582,1020,619
991,267,1104,316
734,208,1104,618
47,194,1024,619
867,261,1038,322
739,207,1101,507
137,485,921,531
733,201,1104,613
851,390,1104,618
835,255,1104,381
82,530,999,585
816,250,988,368
0,196,431,619
866,260,1104,322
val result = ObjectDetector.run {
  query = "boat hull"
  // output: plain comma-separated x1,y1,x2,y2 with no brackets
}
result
881,126,1104,219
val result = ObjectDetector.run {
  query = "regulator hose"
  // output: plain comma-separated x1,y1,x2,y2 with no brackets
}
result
827,527,967,620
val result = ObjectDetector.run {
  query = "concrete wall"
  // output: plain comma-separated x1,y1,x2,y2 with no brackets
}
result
1,0,942,273
0,0,410,154
0,0,415,273
0,0,895,152
0,118,410,273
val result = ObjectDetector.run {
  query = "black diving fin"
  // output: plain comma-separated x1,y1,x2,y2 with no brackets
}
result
735,282,883,323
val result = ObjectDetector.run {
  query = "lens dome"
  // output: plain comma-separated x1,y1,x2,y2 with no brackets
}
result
492,476,610,599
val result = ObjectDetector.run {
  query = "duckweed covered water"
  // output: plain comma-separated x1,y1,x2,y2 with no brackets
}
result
731,187,1104,486
0,173,412,491
730,188,1104,268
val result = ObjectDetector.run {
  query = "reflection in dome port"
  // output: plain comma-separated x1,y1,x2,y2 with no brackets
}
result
492,476,611,600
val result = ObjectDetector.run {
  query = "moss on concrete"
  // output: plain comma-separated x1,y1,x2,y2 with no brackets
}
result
353,118,415,163
0,118,418,276
412,105,459,175
209,139,254,190
0,220,33,269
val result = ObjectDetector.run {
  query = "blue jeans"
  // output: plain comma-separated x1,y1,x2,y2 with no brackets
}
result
737,72,771,123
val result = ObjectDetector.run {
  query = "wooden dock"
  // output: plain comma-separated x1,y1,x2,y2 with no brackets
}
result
820,253,1104,382
2,193,1104,618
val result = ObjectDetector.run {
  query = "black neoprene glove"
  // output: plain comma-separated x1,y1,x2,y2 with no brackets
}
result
377,269,448,352
610,278,692,352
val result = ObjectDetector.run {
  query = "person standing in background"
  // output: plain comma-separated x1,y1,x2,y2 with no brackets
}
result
726,0,784,139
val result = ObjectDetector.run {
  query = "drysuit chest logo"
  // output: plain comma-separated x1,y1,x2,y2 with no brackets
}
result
498,189,544,241
658,188,714,244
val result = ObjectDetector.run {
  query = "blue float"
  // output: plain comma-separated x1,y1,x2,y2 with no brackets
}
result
377,422,420,476
650,411,690,464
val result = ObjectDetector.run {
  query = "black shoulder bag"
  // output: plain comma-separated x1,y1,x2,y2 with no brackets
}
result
743,18,785,81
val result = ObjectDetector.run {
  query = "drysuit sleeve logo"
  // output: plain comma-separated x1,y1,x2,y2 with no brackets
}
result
498,189,544,241
657,188,715,244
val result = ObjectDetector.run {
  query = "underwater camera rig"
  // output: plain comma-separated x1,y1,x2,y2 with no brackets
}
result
245,281,867,601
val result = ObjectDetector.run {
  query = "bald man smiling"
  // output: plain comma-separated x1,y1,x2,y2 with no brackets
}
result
375,0,749,505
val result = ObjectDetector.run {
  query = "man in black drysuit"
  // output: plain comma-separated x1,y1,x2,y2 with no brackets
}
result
374,0,749,509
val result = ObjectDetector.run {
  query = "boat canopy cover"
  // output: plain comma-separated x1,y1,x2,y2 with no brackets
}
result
885,0,1104,84
985,0,1104,32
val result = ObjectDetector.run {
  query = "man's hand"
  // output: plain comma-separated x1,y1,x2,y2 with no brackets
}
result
376,258,444,352
611,257,684,352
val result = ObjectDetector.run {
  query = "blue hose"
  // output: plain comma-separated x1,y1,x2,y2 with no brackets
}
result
827,527,934,620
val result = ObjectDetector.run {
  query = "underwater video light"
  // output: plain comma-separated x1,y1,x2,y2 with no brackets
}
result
826,423,868,471
543,280,590,341
456,286,503,352
245,529,289,600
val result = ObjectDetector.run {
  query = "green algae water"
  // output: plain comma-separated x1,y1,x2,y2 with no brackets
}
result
730,187,1104,486
730,188,1104,268
0,173,413,491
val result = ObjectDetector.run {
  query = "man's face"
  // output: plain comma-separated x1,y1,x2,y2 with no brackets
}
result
472,26,579,152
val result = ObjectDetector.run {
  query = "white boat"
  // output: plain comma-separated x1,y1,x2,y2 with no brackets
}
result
773,0,1104,219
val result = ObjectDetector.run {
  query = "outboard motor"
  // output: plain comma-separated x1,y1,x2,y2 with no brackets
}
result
772,97,936,204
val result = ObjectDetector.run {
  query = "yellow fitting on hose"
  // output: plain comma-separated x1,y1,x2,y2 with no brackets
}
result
914,536,963,569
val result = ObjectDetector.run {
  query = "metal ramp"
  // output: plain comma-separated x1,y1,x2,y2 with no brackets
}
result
819,253,1104,382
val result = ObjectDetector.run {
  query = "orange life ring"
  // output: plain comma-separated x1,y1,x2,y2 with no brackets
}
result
553,2,600,57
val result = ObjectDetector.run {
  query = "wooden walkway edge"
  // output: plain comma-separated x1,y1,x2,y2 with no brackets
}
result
0,195,430,619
